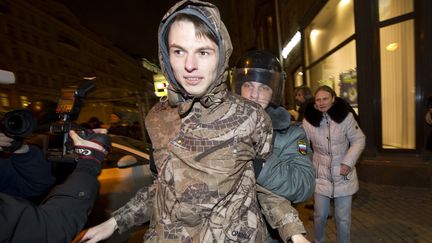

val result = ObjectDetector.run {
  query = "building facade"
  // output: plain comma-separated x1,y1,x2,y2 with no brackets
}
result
0,0,157,125
230,0,432,187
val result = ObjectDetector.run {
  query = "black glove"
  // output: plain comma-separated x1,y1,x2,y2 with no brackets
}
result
73,131,111,163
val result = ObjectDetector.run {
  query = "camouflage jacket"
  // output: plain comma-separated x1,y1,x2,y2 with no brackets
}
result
114,95,273,242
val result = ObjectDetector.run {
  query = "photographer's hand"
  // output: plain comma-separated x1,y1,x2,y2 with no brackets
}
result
70,129,111,163
0,132,28,153
0,132,13,149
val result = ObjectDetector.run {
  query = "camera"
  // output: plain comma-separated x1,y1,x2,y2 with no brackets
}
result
0,109,37,152
47,81,95,162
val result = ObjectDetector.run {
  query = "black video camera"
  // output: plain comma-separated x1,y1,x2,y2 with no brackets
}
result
0,109,37,152
47,81,95,162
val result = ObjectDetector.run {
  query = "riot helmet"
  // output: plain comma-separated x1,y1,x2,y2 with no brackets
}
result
233,50,285,105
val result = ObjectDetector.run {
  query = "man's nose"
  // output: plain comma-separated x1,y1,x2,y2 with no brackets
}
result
250,87,259,98
185,54,197,72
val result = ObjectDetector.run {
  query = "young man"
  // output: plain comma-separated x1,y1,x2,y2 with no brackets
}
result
235,50,315,243
80,1,288,242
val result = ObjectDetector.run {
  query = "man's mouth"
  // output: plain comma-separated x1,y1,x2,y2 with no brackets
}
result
184,77,201,85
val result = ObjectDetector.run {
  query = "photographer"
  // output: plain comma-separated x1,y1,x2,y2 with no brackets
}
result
0,129,111,242
0,132,56,200
0,109,56,200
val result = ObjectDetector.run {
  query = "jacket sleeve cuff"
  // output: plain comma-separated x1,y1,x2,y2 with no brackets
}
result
278,222,307,242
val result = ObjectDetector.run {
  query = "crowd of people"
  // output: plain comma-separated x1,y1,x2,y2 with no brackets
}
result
10,0,432,242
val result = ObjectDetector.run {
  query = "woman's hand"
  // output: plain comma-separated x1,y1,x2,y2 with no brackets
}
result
340,164,351,176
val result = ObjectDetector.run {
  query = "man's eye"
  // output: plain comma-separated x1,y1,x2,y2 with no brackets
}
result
171,49,183,55
259,86,270,91
200,51,209,56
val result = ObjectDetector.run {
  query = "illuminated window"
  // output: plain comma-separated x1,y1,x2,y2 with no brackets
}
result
304,0,355,65
304,0,357,111
379,0,415,149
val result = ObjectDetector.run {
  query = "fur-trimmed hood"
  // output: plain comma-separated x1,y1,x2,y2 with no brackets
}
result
304,97,354,127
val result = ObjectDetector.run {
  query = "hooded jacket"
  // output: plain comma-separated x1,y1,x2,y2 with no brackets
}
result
302,97,365,198
112,1,282,242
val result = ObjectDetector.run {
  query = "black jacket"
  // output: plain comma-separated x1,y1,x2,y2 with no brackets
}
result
0,159,100,243
0,145,56,199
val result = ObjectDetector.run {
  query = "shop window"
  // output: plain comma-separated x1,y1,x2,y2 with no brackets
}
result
293,66,303,88
304,0,355,65
380,20,415,149
306,40,358,111
379,0,413,22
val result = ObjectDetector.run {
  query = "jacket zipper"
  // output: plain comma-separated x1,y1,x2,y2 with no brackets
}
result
195,137,235,162
324,113,335,197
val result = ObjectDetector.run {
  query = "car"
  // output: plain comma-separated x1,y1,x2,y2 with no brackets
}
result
44,134,153,242
83,135,153,242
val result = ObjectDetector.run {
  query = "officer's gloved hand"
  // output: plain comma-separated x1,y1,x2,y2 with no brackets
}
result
69,129,111,175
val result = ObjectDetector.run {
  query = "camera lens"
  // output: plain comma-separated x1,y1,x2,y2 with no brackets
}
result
1,110,36,138
6,114,27,133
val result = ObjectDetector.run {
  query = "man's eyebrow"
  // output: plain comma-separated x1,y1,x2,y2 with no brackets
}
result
169,43,184,50
197,45,216,51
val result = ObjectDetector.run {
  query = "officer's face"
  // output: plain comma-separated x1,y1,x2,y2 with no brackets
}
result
168,20,219,97
241,81,273,109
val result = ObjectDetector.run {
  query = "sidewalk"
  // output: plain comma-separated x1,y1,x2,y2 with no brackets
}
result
297,181,432,243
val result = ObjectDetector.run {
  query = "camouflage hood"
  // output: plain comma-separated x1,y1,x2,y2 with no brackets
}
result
158,0,233,115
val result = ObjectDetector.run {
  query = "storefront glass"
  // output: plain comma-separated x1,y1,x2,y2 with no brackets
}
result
304,0,354,65
380,20,415,149
379,0,413,22
306,40,358,110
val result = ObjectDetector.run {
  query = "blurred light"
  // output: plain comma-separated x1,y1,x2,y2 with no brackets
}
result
153,74,168,97
297,72,303,76
339,0,350,7
83,76,96,80
282,31,301,59
386,43,399,51
310,29,320,39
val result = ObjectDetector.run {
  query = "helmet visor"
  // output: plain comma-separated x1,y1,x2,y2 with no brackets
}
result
234,67,283,105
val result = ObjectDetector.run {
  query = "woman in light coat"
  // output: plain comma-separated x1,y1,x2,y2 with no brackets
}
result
302,85,365,243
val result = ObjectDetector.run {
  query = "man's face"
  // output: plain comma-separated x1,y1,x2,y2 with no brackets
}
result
295,90,306,105
315,90,335,113
168,20,219,97
240,81,273,109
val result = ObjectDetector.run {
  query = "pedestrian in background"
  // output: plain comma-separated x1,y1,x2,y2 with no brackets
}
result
235,50,316,242
294,85,314,122
107,112,130,137
302,85,365,243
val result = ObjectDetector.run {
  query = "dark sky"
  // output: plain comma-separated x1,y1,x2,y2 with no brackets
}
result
60,0,230,63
